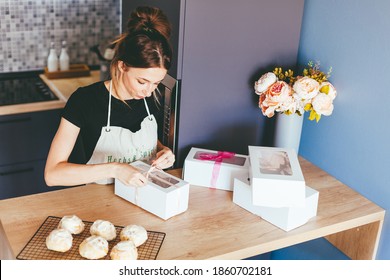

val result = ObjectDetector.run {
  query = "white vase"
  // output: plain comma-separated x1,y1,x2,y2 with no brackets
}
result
274,112,304,153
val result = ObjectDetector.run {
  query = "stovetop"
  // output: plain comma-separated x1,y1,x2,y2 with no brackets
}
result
0,73,58,106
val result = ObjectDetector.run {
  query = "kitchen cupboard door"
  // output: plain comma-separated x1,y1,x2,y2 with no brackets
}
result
0,160,49,199
0,109,61,166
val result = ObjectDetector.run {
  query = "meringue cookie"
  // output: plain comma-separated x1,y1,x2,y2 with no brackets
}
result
90,219,117,241
58,215,85,234
79,235,109,259
120,224,148,247
46,228,73,252
110,240,138,260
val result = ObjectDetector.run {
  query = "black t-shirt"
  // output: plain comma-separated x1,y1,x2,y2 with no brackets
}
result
62,81,163,163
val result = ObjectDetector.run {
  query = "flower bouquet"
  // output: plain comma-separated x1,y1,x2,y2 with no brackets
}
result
254,61,336,122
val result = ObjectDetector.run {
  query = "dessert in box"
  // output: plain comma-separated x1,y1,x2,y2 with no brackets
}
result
248,146,306,207
183,147,249,191
114,161,189,220
233,174,319,232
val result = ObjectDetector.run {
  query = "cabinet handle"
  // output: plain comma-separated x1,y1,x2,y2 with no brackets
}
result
0,167,34,176
0,117,32,125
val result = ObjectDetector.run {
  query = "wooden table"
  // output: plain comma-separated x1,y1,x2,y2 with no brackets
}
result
0,157,385,260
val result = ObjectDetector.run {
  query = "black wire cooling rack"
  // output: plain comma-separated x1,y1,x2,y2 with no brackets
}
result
16,216,165,260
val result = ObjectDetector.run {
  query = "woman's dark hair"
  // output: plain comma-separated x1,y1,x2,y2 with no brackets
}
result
111,6,172,74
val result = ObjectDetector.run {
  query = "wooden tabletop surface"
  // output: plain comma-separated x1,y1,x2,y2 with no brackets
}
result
0,157,385,260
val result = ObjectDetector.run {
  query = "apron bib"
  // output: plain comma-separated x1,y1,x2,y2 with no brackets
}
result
86,81,158,184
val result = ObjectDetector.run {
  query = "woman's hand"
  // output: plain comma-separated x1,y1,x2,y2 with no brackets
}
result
152,146,175,169
114,163,148,187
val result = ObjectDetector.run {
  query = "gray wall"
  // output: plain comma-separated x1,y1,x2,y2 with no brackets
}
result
0,0,120,73
176,0,305,165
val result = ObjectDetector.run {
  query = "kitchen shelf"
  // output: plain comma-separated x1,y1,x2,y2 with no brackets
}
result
44,64,91,79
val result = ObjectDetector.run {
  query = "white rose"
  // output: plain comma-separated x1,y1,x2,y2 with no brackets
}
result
312,92,334,116
278,95,297,114
293,76,320,100
254,72,277,94
292,92,305,115
319,81,337,100
263,105,277,118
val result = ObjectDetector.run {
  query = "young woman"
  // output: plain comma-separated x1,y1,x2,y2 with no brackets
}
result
45,6,175,187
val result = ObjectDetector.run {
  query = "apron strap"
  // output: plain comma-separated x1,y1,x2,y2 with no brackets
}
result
107,81,153,131
106,80,112,131
143,98,153,121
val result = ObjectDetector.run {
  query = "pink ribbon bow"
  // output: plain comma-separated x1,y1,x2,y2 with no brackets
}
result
198,151,236,188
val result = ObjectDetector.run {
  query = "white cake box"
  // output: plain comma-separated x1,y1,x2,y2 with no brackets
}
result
114,161,189,220
233,174,319,232
183,147,250,191
248,145,306,207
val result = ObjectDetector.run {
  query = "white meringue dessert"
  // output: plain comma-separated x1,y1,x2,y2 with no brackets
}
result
46,228,73,252
110,240,138,260
120,224,148,247
90,219,117,241
58,215,85,234
79,235,109,259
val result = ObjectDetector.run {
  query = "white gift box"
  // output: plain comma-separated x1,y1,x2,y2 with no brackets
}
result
248,145,306,207
183,147,250,191
114,161,189,220
233,174,319,232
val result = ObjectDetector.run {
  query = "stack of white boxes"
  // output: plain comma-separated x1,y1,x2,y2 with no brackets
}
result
232,146,319,231
113,145,318,228
182,146,319,232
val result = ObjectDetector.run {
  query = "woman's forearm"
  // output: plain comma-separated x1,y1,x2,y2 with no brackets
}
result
157,140,166,151
44,161,121,187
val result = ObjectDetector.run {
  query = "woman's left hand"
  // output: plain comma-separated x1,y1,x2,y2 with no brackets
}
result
152,146,175,169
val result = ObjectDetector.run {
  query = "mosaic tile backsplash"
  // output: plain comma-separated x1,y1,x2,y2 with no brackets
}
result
0,0,120,73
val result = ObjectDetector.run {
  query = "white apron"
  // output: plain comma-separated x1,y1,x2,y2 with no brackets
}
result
86,81,158,184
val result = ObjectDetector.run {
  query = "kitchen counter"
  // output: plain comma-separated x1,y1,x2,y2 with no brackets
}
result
40,70,100,102
0,71,100,116
0,158,385,260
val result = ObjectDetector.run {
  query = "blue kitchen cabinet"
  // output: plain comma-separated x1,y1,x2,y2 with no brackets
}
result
0,109,64,199
0,160,49,199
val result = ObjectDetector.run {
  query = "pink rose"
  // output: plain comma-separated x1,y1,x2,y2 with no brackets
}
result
260,81,293,117
265,81,292,106
259,94,274,117
266,81,291,98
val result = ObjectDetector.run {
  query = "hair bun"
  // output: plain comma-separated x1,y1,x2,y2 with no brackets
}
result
127,6,171,40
